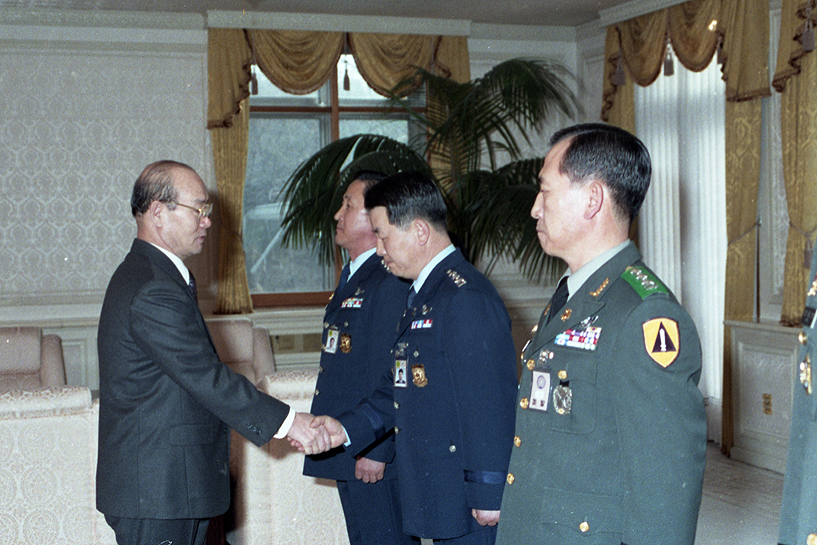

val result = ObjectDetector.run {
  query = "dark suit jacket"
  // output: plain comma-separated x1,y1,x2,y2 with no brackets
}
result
338,249,518,540
779,247,817,545
303,252,409,481
496,242,707,545
96,239,290,520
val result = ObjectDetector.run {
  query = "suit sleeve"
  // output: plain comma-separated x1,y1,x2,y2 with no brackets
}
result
129,279,290,446
613,296,707,545
443,287,517,511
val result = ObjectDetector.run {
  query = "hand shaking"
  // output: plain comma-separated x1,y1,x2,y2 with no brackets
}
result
286,413,348,454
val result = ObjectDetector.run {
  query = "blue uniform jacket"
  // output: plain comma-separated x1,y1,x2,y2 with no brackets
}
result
304,252,410,481
779,247,817,545
338,249,518,540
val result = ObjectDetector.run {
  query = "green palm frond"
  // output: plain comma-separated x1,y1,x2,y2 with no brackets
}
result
279,58,580,281
278,134,428,265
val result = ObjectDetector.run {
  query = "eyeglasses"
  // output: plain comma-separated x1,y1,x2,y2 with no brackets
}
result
171,201,213,222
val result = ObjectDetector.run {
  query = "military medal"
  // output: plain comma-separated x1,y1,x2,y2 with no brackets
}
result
411,364,428,387
555,326,601,351
340,333,352,353
553,385,572,414
529,371,550,411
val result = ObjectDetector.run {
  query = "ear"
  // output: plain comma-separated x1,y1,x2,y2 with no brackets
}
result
413,219,431,246
584,180,604,220
148,200,165,227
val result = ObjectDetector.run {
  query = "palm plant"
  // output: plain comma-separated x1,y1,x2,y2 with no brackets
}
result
279,57,579,281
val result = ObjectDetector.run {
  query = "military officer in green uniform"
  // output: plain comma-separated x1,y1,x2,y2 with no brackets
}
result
779,247,817,545
495,123,707,545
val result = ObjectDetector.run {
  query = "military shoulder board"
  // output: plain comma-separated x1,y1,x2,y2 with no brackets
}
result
446,269,466,287
622,266,668,299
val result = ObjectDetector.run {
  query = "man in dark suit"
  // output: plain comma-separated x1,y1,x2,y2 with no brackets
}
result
303,171,415,545
495,124,707,545
779,247,817,545
309,171,518,545
96,160,330,545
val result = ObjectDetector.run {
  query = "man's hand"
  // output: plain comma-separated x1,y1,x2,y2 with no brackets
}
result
310,414,348,449
472,509,500,527
286,412,330,455
355,457,385,483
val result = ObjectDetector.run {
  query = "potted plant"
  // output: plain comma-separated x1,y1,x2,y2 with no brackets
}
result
279,57,579,281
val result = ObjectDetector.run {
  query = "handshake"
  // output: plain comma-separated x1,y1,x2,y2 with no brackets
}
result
286,412,349,455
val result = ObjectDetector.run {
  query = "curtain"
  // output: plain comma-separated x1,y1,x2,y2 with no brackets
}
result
718,0,770,453
774,0,817,325
602,0,770,452
207,29,468,313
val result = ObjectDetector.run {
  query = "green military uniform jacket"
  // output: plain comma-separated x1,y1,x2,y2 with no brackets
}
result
779,247,817,545
496,242,707,545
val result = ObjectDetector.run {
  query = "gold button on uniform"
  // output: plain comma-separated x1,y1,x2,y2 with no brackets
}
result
513,436,521,447
520,397,529,409
558,370,567,380
506,473,515,484
801,331,809,345
579,521,589,533
526,359,535,370
808,534,817,545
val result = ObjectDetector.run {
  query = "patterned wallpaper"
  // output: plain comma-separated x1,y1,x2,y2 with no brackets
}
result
0,43,208,305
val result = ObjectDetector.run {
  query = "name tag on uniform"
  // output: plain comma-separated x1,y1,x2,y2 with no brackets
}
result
555,326,601,351
325,329,339,354
529,371,550,411
803,306,817,329
342,297,364,309
411,319,433,329
394,359,408,387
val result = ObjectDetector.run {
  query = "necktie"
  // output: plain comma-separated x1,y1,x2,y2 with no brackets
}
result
337,263,351,291
188,273,198,302
547,276,568,323
407,287,417,309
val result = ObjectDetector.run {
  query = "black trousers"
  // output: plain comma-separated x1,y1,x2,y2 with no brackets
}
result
104,515,210,545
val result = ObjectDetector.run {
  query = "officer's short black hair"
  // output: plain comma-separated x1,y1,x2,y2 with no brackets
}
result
352,170,386,190
364,171,447,232
550,123,651,223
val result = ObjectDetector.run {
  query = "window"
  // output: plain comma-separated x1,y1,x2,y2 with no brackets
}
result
243,54,425,306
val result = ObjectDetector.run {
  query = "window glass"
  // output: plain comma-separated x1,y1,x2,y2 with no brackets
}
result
243,55,425,300
243,114,330,293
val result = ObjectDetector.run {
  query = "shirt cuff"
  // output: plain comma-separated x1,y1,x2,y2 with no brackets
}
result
273,406,296,439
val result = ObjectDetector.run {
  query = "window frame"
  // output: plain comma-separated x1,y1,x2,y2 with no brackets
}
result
249,66,426,308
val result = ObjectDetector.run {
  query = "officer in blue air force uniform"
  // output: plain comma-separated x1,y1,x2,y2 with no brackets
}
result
320,171,517,545
303,172,415,545
496,124,707,545
779,247,817,545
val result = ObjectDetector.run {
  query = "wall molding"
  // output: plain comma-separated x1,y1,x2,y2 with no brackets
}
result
206,10,470,36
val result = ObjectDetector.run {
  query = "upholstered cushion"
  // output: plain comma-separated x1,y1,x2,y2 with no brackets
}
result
0,327,42,374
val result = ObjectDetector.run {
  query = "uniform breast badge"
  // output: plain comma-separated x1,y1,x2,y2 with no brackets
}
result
800,355,812,395
642,318,680,368
553,385,572,415
411,364,428,387
340,333,352,353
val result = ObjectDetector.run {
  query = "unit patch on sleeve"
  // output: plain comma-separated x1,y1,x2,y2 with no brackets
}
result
642,318,680,368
